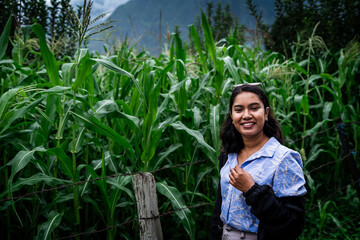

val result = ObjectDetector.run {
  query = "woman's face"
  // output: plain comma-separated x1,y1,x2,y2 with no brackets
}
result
231,91,269,139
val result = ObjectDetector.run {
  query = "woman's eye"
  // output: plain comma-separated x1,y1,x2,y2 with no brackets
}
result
251,107,259,110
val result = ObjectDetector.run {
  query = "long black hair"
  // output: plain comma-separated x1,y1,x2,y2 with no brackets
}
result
220,84,284,154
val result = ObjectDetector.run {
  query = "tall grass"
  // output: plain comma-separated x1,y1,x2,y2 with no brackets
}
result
0,11,359,240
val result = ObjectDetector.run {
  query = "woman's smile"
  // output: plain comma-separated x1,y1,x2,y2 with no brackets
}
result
241,122,256,128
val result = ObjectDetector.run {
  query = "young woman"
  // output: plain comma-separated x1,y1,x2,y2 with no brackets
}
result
210,84,307,240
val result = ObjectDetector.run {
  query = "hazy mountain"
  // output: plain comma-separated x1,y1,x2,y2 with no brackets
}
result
90,0,275,54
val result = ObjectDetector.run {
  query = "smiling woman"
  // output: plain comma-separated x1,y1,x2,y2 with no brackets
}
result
210,84,307,240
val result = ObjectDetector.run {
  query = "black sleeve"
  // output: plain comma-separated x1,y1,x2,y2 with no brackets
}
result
244,183,305,240
210,154,227,240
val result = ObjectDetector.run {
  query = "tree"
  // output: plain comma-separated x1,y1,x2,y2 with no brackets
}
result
211,2,235,42
223,3,233,33
37,0,47,30
245,0,271,48
0,0,18,28
189,1,244,53
23,0,47,29
212,2,223,41
269,0,360,55
206,2,214,27
194,15,202,42
58,0,71,38
49,0,60,39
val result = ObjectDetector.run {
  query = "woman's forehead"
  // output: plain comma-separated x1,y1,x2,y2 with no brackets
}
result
233,92,263,105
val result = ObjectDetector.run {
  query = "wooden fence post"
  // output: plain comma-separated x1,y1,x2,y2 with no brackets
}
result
335,118,360,199
133,172,163,240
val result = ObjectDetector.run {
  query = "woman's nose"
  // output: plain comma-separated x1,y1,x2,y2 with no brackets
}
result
242,109,251,118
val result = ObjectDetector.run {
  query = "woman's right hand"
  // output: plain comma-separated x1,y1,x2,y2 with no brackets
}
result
229,165,255,193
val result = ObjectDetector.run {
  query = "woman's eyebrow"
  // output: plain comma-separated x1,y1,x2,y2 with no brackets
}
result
249,103,261,106
233,102,261,107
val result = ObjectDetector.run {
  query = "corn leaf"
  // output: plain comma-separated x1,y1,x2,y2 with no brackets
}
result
150,143,182,171
210,104,220,153
170,121,216,160
189,24,207,72
0,88,18,121
46,148,76,181
72,51,93,92
223,56,240,81
0,15,12,60
37,211,63,240
32,24,60,85
5,146,47,226
156,181,195,240
201,9,216,66
71,111,134,156
91,58,145,103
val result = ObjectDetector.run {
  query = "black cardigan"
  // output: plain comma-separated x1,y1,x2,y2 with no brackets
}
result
210,154,306,240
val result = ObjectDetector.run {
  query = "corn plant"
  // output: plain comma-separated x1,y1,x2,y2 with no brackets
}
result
1,9,360,240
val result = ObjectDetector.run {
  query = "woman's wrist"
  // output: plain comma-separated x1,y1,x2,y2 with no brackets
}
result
244,182,258,196
243,182,255,193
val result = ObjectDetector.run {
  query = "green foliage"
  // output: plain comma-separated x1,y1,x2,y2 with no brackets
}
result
0,15,12,60
245,0,271,48
212,2,233,41
23,0,48,29
270,0,360,55
157,181,195,239
32,24,60,86
66,0,115,49
190,2,246,55
0,5,360,240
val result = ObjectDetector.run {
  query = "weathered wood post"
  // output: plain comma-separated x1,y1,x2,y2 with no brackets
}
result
133,172,163,240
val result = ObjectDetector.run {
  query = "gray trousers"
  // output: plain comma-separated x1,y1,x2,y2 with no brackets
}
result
222,224,257,240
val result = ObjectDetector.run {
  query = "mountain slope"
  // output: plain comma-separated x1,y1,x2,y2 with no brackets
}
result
93,0,275,54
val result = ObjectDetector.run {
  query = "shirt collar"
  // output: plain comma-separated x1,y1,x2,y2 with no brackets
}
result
246,137,280,161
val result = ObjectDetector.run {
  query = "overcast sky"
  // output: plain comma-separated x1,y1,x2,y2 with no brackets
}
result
46,0,130,20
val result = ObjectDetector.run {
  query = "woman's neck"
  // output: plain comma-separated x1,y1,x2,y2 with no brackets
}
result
242,132,269,153
237,133,270,165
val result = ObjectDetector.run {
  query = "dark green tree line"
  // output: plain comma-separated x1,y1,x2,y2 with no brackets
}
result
0,0,78,59
206,2,237,42
22,0,47,28
269,0,360,55
0,0,48,33
190,1,245,54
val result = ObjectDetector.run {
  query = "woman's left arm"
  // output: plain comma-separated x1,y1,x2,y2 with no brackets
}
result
244,183,305,238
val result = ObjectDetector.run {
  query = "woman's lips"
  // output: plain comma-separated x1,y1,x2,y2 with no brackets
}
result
241,122,255,128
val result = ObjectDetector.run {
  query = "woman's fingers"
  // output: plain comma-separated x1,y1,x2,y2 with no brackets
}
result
230,165,244,177
229,166,254,192
229,167,237,176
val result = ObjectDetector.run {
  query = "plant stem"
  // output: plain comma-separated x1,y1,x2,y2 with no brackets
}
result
72,92,80,240
185,165,188,192
4,147,10,240
301,45,312,150
85,136,89,228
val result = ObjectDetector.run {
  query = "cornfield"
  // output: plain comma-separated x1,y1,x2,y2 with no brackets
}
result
1,10,359,240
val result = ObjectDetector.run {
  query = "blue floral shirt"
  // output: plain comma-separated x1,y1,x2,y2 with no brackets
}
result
220,137,307,233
